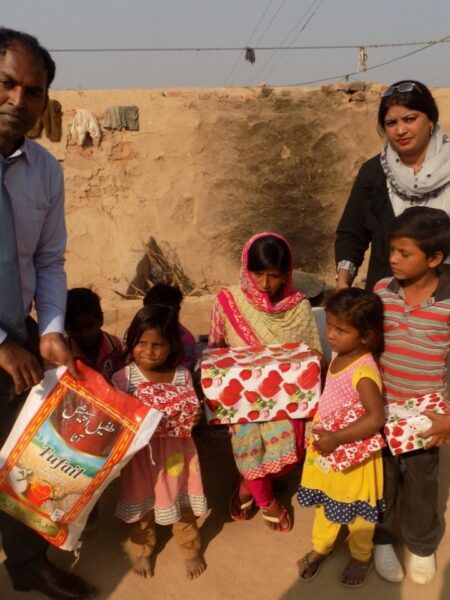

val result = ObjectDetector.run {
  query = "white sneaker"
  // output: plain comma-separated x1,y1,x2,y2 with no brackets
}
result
374,544,405,583
407,552,436,585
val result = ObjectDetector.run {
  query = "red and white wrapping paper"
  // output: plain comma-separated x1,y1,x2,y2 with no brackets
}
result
311,401,385,472
384,393,450,455
201,342,321,425
135,383,201,438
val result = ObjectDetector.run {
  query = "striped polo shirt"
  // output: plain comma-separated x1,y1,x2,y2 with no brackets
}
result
375,273,450,404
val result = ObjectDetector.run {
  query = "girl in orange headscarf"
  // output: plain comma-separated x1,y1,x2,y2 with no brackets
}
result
209,232,322,531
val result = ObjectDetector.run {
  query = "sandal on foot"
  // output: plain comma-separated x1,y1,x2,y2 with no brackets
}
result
230,489,254,521
297,551,334,582
261,502,292,533
339,559,373,588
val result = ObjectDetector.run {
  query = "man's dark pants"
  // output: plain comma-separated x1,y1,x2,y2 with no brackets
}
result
0,319,49,585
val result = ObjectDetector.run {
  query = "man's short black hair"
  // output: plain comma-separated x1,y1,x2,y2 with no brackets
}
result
66,288,103,327
143,283,183,312
0,27,55,88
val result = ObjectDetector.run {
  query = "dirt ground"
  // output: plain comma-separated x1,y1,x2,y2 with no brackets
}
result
1,431,450,600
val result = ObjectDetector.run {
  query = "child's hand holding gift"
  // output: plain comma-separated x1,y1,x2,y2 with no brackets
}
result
312,428,339,455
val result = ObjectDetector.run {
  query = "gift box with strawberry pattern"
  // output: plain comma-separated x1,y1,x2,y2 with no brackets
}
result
201,342,321,425
310,399,386,472
135,383,201,438
384,393,449,455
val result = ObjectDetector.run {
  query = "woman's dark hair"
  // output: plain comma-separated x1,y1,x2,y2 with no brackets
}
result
326,288,384,357
378,80,439,130
388,206,450,260
0,27,55,88
143,283,183,314
247,235,291,274
124,304,183,369
65,288,103,327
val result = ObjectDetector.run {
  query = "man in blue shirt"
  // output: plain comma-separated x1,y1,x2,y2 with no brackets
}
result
0,27,96,600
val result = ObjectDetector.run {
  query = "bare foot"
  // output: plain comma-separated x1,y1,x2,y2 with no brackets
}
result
261,500,291,532
297,550,333,581
185,556,207,580
340,558,373,587
132,556,153,579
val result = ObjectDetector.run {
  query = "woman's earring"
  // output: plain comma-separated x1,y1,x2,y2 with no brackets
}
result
430,126,434,137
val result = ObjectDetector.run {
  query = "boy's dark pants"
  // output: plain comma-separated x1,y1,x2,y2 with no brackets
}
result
374,447,441,556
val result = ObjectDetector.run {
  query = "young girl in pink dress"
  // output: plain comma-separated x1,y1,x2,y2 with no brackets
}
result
112,305,208,580
297,288,385,588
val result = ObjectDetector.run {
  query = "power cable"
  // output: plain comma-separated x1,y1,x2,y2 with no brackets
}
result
249,0,321,84
250,0,325,85
228,0,290,86
281,33,450,86
247,0,279,46
253,0,290,47
224,0,277,85
49,38,450,53
48,33,450,86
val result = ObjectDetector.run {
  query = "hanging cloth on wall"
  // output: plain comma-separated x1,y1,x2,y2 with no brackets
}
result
69,109,101,146
103,106,139,131
42,99,63,142
27,99,62,142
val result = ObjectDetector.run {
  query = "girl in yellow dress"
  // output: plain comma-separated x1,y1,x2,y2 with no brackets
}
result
297,288,385,588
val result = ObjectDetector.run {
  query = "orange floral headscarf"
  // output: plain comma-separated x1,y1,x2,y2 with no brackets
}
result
239,232,305,314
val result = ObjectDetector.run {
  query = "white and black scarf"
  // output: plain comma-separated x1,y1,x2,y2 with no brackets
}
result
380,125,450,203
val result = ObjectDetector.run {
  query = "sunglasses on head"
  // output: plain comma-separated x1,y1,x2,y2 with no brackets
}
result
381,82,423,97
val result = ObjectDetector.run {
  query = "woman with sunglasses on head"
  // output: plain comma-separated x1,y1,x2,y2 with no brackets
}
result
335,80,450,291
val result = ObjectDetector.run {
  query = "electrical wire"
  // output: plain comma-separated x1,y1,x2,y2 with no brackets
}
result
281,33,450,86
49,38,450,53
253,0,290,47
228,0,290,86
48,33,450,88
223,0,277,85
250,0,325,85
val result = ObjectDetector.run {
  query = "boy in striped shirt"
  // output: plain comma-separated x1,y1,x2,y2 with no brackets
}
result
373,206,450,586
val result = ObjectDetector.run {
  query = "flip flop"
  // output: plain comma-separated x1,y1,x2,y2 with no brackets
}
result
339,559,373,588
261,503,292,533
229,489,254,521
297,551,334,582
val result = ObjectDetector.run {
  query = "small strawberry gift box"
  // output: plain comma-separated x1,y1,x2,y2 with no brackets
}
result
384,393,449,455
201,342,321,425
311,400,385,472
135,383,201,438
